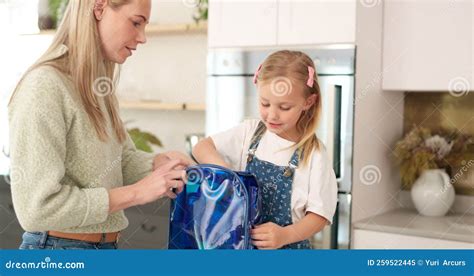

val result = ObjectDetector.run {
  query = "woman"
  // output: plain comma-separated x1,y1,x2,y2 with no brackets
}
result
8,0,192,249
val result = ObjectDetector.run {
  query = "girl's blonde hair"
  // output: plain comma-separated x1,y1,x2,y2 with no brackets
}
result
9,0,131,143
255,50,322,167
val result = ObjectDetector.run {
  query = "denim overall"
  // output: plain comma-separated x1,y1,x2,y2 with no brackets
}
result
245,122,311,249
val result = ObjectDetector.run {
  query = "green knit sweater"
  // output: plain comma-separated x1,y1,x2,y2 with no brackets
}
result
8,47,153,233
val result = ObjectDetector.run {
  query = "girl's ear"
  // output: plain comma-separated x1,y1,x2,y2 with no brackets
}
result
303,94,318,110
94,0,107,21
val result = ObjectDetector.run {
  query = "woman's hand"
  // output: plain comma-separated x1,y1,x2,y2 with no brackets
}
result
108,158,188,213
134,158,187,204
250,222,290,249
152,151,195,195
153,151,196,170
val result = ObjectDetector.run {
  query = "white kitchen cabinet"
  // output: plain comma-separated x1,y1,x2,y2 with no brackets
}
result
278,0,356,45
208,0,278,47
353,229,473,249
208,0,356,47
382,0,473,91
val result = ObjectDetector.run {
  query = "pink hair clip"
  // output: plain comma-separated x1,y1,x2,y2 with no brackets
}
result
253,64,262,84
307,66,315,88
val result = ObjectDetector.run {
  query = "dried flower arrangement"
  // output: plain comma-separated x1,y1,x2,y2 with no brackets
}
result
393,126,474,189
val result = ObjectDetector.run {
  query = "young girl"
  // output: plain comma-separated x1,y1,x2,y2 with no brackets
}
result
193,50,338,249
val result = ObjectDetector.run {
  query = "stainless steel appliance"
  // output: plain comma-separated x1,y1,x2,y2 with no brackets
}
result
185,133,205,156
206,45,355,249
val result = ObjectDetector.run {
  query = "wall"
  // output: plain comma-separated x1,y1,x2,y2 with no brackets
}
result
351,1,405,228
404,92,474,136
117,0,208,154
352,1,474,237
117,34,207,154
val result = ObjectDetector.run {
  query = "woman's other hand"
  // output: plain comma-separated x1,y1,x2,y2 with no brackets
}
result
153,151,196,170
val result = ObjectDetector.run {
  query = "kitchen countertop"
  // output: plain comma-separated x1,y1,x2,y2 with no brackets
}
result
353,208,474,244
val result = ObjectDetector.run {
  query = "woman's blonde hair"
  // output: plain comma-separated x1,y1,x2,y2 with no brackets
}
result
9,0,131,143
255,50,322,167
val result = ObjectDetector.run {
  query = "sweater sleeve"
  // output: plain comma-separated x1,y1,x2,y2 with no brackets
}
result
121,134,154,185
8,67,110,232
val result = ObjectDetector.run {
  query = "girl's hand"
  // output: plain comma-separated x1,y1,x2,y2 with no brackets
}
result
135,159,187,204
250,222,289,249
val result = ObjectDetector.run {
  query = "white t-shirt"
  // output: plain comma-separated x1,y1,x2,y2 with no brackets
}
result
211,119,338,225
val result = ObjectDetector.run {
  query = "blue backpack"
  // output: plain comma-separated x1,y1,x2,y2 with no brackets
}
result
168,164,262,249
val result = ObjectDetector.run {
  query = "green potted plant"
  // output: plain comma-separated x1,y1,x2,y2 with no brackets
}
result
49,0,69,29
192,0,208,24
127,128,163,153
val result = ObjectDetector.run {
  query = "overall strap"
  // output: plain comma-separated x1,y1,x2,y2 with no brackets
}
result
247,121,266,154
246,121,266,165
289,148,302,167
283,147,303,177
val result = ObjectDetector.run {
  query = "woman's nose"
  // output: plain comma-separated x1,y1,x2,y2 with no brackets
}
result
137,29,147,44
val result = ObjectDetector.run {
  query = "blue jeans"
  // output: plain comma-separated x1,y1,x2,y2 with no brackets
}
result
19,232,118,250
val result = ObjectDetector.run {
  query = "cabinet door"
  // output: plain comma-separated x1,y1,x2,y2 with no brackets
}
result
278,0,356,45
120,210,169,249
0,186,23,249
353,229,473,249
208,0,278,47
383,0,473,92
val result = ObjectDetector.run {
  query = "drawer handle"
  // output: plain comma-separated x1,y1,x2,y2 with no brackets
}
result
141,223,156,233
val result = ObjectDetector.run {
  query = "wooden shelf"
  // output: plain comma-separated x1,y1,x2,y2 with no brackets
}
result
31,22,207,37
119,100,205,111
21,29,55,36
